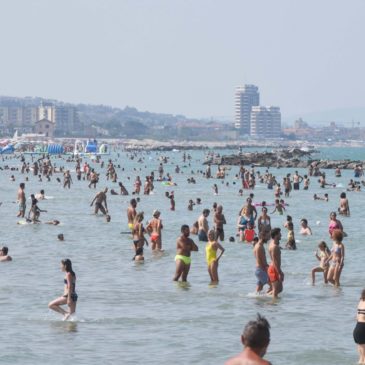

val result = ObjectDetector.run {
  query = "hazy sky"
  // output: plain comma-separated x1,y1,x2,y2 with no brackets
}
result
1,0,364,120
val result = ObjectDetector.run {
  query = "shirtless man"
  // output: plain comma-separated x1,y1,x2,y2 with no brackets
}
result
127,198,137,231
35,189,45,200
90,188,108,215
239,198,257,225
63,170,73,189
17,183,26,218
225,314,272,365
214,205,227,241
0,246,12,262
198,209,210,242
267,228,284,298
292,171,303,190
253,233,270,293
146,210,163,250
173,225,198,282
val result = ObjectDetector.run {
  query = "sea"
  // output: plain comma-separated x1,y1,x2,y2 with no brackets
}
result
0,146,364,365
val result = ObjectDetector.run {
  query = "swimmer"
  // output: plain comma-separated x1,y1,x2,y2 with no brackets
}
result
35,189,45,200
300,219,312,235
187,199,195,211
173,225,198,282
214,205,226,241
198,209,210,242
225,314,272,365
90,188,108,215
127,199,137,232
110,189,119,195
44,220,60,225
48,259,78,320
146,210,163,251
311,241,330,285
285,222,296,250
57,233,64,241
16,182,26,218
253,233,270,293
105,214,111,222
267,228,284,298
0,246,12,262
270,199,285,215
205,229,225,283
190,221,199,235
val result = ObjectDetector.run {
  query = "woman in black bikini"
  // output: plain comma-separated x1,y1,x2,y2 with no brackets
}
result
354,289,365,364
48,259,78,319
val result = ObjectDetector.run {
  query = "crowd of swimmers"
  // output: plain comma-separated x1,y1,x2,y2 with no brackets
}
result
1,151,365,363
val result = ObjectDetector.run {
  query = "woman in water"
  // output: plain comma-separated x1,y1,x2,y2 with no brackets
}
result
146,210,163,251
132,212,147,252
328,211,343,238
257,207,271,243
339,192,350,216
353,289,365,365
325,229,345,287
205,230,225,283
48,259,77,320
311,241,331,284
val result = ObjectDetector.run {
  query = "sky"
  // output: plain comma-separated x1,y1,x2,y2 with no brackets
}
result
0,0,365,121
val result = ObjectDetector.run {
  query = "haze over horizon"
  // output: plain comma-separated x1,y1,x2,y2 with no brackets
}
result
1,0,364,121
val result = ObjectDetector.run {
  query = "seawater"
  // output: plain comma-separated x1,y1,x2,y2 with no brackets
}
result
0,147,364,365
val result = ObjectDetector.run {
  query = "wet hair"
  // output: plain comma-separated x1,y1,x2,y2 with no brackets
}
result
20,183,25,188
270,228,281,239
301,219,308,225
133,247,144,260
1,246,8,255
61,259,75,277
40,189,44,194
262,207,267,213
57,234,64,241
340,192,346,199
203,209,210,215
106,215,111,222
229,236,235,242
361,289,365,301
330,211,337,218
242,314,270,349
332,229,343,242
130,198,137,206
286,215,292,221
181,224,190,233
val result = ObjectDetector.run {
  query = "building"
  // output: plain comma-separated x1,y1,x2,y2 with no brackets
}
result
234,85,260,134
34,118,55,137
54,105,80,136
250,106,281,138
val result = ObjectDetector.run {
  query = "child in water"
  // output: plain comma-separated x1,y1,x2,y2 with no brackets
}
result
243,222,256,243
271,199,285,215
285,222,296,250
311,241,331,284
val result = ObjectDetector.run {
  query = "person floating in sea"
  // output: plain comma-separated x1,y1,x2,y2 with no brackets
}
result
0,246,12,262
173,225,198,282
225,314,272,365
48,259,78,320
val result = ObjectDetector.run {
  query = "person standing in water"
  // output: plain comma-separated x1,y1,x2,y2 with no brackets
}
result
214,205,226,241
253,233,270,294
90,188,108,215
198,209,210,242
146,210,163,251
17,182,26,218
173,225,198,282
225,314,272,365
205,229,225,283
267,228,284,298
48,259,78,320
127,198,137,232
353,289,365,365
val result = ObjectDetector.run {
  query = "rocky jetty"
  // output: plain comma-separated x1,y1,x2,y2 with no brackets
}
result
204,148,363,169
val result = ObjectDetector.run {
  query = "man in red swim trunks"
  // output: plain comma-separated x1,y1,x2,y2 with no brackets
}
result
268,228,284,298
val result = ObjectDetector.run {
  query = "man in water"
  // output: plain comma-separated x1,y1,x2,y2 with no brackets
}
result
225,314,272,365
17,182,26,218
173,225,198,282
90,188,108,215
0,246,12,262
253,233,270,294
127,198,137,232
267,228,284,298
198,209,210,241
